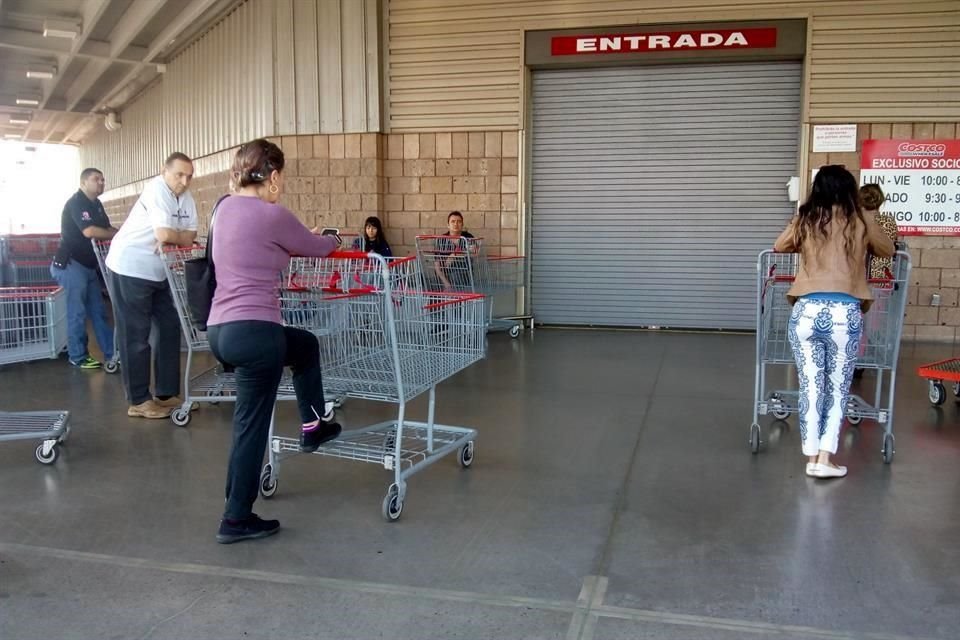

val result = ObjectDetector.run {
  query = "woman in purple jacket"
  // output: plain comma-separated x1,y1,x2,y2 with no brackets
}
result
208,139,340,544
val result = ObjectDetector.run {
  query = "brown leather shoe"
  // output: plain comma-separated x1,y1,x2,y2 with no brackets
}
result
128,400,173,419
154,397,199,411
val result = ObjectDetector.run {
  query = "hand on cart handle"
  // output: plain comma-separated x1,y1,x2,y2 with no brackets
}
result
311,226,343,246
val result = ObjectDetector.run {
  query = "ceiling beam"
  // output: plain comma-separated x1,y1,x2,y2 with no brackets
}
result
0,26,144,64
0,97,96,114
58,0,168,116
97,0,224,111
36,0,113,113
41,113,62,143
59,115,99,145
109,0,166,59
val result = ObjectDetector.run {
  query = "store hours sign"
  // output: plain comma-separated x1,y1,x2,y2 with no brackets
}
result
860,140,960,236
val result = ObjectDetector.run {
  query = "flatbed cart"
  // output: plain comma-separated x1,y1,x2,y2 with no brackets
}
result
917,359,960,406
749,250,911,464
0,411,71,465
263,251,486,521
415,234,531,337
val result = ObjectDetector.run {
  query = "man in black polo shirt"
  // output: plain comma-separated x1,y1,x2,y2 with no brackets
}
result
50,167,118,369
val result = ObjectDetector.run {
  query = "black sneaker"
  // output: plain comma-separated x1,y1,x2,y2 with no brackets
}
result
299,420,342,453
216,514,280,544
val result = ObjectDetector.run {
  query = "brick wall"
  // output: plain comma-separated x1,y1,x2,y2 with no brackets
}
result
808,122,960,342
100,131,520,259
381,132,520,257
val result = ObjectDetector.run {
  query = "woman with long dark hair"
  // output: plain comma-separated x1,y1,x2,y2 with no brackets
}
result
207,138,342,543
774,165,895,479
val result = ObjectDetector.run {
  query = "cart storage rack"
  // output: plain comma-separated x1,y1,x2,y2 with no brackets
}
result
750,250,911,464
266,251,487,521
0,286,67,365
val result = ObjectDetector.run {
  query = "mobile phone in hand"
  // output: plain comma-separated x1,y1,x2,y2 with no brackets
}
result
320,228,339,236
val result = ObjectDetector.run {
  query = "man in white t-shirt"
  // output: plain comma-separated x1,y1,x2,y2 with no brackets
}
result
106,152,198,419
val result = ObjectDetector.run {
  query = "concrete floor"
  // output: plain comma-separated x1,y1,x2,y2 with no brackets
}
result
1,330,959,640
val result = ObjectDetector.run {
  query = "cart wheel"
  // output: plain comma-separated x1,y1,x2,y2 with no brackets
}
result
749,423,761,454
509,325,520,339
103,359,120,374
771,406,789,421
171,408,191,427
848,415,863,426
457,441,475,468
929,381,946,406
953,382,960,397
882,433,895,464
207,389,222,406
35,442,58,465
382,485,403,522
259,465,278,498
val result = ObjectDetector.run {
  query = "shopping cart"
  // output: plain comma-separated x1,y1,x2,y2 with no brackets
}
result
0,411,71,465
415,235,530,337
749,250,911,463
160,246,299,426
1,284,71,464
263,251,486,521
0,286,67,365
90,239,120,373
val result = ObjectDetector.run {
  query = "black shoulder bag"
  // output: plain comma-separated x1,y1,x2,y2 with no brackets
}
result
184,195,228,331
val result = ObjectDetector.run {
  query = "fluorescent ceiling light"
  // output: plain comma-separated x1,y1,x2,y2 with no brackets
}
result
16,97,40,106
4,133,23,139
9,116,31,125
26,66,57,79
43,18,81,39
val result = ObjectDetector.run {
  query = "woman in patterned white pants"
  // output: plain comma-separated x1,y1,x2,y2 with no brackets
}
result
774,165,895,479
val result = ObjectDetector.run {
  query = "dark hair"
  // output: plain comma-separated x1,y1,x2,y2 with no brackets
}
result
363,216,391,254
232,139,285,188
792,165,866,259
80,167,102,181
859,183,885,211
165,152,192,167
364,216,384,238
448,210,464,222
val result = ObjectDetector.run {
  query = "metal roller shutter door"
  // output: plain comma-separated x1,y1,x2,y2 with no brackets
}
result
530,61,802,330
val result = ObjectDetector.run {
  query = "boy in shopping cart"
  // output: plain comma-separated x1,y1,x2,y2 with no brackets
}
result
50,167,118,369
434,211,476,291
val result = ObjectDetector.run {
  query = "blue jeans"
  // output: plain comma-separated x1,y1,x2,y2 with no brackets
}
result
50,261,115,362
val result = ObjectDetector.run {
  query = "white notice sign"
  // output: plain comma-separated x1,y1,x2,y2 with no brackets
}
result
813,125,857,153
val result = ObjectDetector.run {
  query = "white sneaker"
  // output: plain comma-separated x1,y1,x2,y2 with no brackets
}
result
813,463,848,478
805,463,817,477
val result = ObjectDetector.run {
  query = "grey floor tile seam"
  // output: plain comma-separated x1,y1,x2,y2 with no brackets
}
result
0,543,939,640
562,351,664,640
591,349,665,580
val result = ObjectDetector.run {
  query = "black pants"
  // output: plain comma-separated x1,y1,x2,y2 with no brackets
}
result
112,273,181,405
209,321,327,521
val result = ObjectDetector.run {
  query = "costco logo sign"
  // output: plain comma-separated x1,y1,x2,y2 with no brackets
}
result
551,28,778,55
